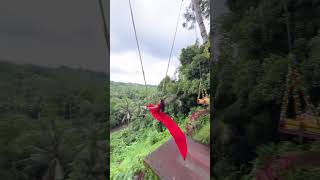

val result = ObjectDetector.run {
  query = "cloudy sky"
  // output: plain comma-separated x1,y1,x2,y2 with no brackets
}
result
0,0,108,73
111,0,209,85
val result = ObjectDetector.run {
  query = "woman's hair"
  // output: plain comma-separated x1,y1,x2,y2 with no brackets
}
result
160,99,165,112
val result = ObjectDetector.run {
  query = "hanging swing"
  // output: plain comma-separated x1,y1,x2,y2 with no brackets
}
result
279,60,320,139
278,0,320,139
196,59,210,105
197,81,210,105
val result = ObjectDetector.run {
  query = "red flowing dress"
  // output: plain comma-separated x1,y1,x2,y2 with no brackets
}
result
147,103,188,160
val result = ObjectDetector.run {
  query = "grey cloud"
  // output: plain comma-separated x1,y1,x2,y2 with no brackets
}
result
110,66,137,75
110,0,195,61
0,0,108,73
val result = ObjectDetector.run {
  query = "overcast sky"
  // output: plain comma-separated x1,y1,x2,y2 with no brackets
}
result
111,0,209,85
0,0,108,73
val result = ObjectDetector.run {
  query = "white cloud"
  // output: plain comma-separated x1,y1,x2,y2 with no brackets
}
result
111,50,179,85
111,0,209,85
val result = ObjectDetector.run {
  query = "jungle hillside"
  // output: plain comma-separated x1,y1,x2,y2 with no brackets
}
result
0,61,108,180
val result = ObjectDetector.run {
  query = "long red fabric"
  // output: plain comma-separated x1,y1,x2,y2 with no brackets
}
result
147,103,188,160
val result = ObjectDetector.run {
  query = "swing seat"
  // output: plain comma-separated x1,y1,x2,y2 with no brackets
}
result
197,96,210,105
280,115,320,138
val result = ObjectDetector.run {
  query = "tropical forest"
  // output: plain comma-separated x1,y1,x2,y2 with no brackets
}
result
0,61,108,180
211,0,320,179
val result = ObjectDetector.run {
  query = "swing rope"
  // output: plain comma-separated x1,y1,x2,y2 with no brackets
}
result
161,0,184,94
128,0,148,95
197,59,202,100
171,5,198,101
197,56,208,101
98,0,110,51
129,0,183,101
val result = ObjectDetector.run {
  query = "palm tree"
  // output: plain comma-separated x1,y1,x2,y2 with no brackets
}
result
119,98,134,125
19,119,75,180
67,121,107,180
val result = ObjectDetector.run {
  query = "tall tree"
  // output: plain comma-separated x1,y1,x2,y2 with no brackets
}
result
183,0,209,43
211,0,229,62
191,0,208,42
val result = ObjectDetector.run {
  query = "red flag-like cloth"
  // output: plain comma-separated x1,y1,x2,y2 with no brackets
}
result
147,103,188,160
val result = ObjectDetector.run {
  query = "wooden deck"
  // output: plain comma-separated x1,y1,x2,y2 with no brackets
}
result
144,137,210,180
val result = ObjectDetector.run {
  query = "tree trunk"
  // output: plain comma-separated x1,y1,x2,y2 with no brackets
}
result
191,0,208,43
211,0,229,63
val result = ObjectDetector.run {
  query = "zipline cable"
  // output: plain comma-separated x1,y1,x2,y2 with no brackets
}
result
128,0,148,94
161,0,184,94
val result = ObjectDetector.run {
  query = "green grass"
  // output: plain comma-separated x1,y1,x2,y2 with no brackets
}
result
188,112,210,145
110,126,170,179
110,113,205,179
193,121,210,145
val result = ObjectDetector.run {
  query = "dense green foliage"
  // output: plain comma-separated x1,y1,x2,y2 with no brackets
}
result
159,41,210,115
0,61,107,180
192,116,210,145
212,0,320,179
110,81,157,129
110,123,171,179
110,82,174,179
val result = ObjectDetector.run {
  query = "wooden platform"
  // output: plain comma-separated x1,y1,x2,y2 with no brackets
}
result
144,137,210,180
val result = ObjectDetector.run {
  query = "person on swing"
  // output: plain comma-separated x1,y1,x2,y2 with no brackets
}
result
141,99,165,112
144,98,188,160
157,99,165,131
141,99,165,132
159,99,165,112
